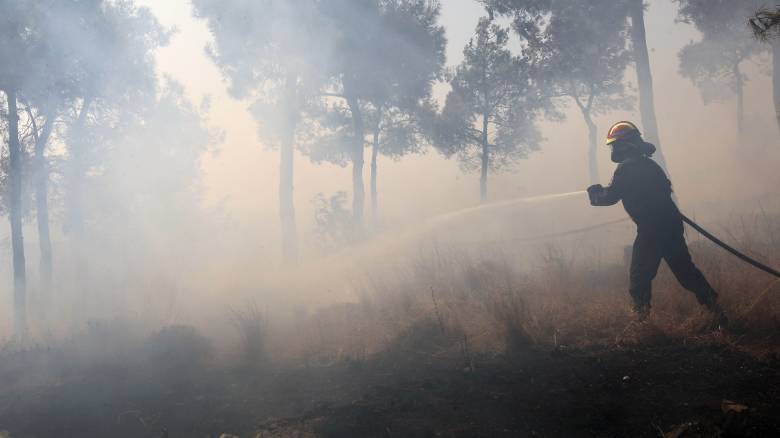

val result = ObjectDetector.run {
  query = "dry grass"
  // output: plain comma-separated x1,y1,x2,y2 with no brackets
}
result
279,214,780,363
229,300,269,367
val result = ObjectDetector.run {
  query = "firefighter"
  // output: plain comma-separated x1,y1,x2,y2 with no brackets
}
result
587,121,727,327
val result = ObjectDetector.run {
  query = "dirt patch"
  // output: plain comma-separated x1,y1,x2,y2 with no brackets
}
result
259,343,780,438
1,338,779,438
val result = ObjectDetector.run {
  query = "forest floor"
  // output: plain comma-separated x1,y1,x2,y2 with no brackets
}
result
3,225,780,437
1,327,779,438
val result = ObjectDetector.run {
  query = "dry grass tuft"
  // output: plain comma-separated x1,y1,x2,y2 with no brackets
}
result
274,212,780,363
230,300,269,367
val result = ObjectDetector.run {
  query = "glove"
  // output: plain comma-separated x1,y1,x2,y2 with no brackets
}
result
587,184,603,206
587,184,603,194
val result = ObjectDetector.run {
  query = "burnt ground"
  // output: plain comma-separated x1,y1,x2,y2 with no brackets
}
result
1,338,779,437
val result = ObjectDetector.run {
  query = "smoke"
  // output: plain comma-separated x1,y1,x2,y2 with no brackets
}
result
0,0,777,344
3,5,780,438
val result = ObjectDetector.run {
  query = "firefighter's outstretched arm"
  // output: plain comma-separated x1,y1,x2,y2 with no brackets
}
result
587,165,625,206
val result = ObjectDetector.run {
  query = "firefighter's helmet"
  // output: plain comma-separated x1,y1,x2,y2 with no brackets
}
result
606,121,641,145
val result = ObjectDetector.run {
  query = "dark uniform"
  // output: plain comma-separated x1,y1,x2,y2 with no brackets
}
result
588,155,718,313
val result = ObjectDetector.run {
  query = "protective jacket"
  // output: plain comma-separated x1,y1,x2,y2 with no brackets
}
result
588,155,682,235
586,139,721,319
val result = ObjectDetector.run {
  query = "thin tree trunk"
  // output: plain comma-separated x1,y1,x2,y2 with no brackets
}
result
65,97,92,237
480,111,489,203
629,0,668,171
33,114,54,300
734,62,744,138
347,95,365,226
279,78,298,265
5,90,27,337
370,126,379,221
65,98,92,314
584,113,599,184
279,122,297,265
773,40,780,137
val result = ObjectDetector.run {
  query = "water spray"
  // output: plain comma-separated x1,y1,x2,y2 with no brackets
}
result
439,190,780,279
315,188,780,283
426,190,588,225
474,217,630,246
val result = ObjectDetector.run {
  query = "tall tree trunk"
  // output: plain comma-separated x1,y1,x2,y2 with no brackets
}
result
65,98,92,237
279,122,297,265
347,95,365,226
64,98,92,313
5,90,27,337
279,78,298,265
370,126,379,221
480,111,489,203
734,61,745,138
584,112,599,184
629,0,668,171
773,40,780,137
34,115,54,301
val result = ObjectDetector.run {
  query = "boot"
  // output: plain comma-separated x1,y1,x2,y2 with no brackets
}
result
705,301,728,331
699,289,728,330
712,305,729,331
633,303,651,322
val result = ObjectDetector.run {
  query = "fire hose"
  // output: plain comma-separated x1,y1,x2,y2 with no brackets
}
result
682,215,780,313
476,212,780,279
447,191,780,279
681,214,780,278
